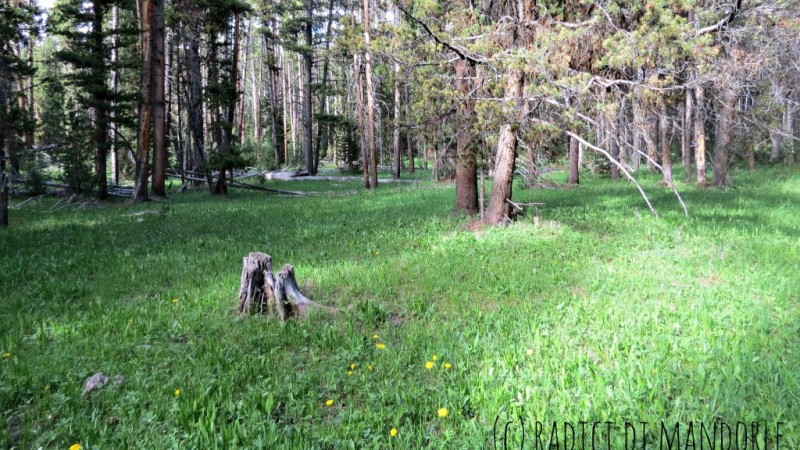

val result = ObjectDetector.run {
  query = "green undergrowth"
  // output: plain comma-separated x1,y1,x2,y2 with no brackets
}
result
1,166,798,449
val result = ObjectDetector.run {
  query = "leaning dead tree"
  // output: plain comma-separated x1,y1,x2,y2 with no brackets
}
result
236,252,334,319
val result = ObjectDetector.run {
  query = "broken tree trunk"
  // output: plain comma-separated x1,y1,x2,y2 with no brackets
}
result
236,252,333,320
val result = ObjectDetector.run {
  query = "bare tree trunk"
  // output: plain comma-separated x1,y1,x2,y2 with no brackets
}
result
712,86,736,187
567,135,579,184
303,2,314,175
454,60,477,214
405,86,415,174
313,0,336,173
363,0,377,188
682,88,693,182
109,5,120,185
485,69,523,225
392,61,401,179
695,84,707,187
251,47,262,162
353,54,369,188
151,0,167,198
660,102,673,186
92,1,109,200
182,8,211,189
611,97,624,180
134,0,154,202
0,81,7,227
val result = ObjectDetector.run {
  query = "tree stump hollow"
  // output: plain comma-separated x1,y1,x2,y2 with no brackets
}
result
236,252,330,320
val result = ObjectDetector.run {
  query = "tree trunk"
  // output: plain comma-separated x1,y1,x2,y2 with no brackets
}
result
695,84,707,187
660,102,673,187
92,0,109,200
110,4,120,186
236,252,332,320
182,10,211,189
392,61,401,179
134,0,154,202
0,97,7,227
568,135,579,185
303,2,314,175
485,69,523,225
454,60,477,215
151,0,167,198
363,0,377,188
712,86,736,187
353,54,369,188
313,0,336,174
682,88,693,182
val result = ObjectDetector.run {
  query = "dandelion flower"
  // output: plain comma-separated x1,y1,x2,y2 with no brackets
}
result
390,428,398,437
367,364,373,371
372,334,379,340
432,355,438,361
375,343,386,350
437,408,449,418
174,389,181,396
347,371,353,376
326,399,334,406
69,444,82,450
1,352,10,359
444,362,452,369
350,363,356,370
425,361,434,369
172,298,179,304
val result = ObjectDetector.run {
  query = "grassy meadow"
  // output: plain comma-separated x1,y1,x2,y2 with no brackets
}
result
1,165,799,449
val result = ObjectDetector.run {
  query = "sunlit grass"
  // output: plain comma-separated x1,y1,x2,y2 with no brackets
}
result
1,165,798,448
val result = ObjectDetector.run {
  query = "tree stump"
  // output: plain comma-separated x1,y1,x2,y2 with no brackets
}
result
236,252,333,320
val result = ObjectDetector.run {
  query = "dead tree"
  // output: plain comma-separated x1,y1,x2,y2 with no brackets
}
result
236,252,333,320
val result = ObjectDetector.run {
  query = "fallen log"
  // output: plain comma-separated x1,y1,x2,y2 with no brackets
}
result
236,252,335,320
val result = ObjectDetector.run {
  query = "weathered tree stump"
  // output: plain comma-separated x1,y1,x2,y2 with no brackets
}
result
236,252,333,320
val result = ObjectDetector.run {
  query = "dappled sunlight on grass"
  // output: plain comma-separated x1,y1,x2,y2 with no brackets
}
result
1,166,799,447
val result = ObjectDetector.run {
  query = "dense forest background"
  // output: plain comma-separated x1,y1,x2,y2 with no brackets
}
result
1,0,799,221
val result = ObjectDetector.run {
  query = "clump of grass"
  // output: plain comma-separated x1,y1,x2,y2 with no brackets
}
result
1,166,798,448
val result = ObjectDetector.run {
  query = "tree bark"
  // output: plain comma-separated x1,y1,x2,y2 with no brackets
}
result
660,102,673,187
712,86,736,187
454,60,478,214
682,88,693,182
303,1,314,175
236,252,332,320
110,4,119,186
568,135,579,185
695,84,707,187
134,0,154,202
363,0,377,188
151,0,167,198
92,0,109,200
182,8,211,189
485,69,523,225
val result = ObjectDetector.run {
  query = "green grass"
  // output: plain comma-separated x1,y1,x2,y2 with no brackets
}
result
1,165,798,449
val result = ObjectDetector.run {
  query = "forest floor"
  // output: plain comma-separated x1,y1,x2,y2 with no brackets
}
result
1,165,799,449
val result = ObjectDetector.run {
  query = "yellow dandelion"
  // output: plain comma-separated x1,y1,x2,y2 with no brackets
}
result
326,399,334,406
432,355,438,361
174,389,181,396
437,408,449,418
375,343,386,350
367,364,373,371
347,371,353,376
69,444,82,450
444,362,452,369
390,428,398,437
350,363,356,370
425,361,434,369
172,298,179,304
372,334,379,340
2,352,10,359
